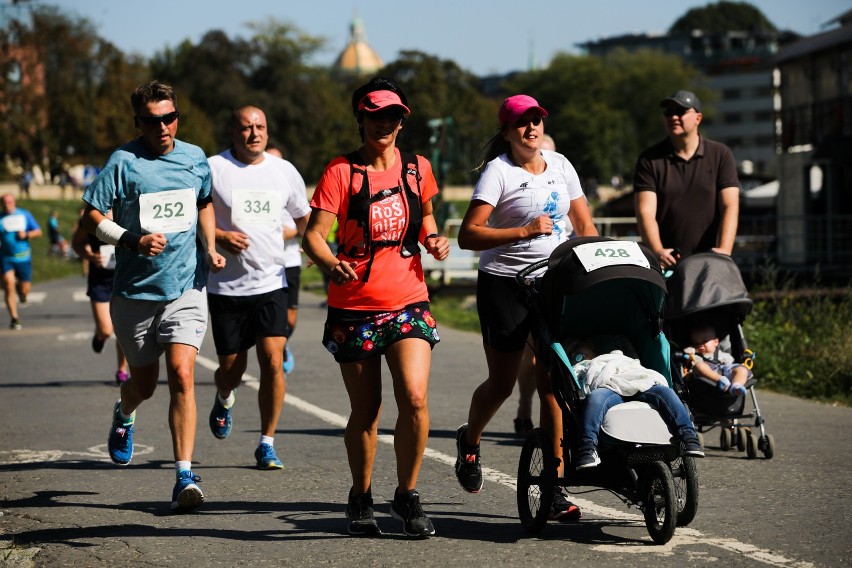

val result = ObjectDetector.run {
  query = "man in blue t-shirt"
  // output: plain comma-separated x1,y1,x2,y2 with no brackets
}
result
82,81,226,514
1,193,42,330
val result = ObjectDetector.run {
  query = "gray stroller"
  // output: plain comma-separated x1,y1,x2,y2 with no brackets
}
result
664,253,775,459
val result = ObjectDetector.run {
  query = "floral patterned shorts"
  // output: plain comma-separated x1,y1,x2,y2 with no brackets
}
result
322,301,440,363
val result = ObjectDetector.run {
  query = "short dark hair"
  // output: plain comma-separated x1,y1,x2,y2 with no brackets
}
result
130,81,177,115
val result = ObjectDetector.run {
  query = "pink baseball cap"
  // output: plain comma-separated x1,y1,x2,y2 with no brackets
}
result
357,90,411,116
498,94,548,126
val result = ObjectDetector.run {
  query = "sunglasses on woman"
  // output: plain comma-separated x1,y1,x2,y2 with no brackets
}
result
513,116,543,129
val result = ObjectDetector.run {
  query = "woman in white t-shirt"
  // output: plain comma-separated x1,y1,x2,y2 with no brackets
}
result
454,95,597,520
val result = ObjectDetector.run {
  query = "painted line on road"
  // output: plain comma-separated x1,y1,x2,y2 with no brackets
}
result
195,354,811,567
20,291,46,304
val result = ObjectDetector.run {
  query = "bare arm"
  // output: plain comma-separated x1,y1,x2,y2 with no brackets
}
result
198,202,225,272
457,200,553,251
71,214,95,263
635,191,678,268
567,196,598,237
713,186,739,255
419,200,449,260
82,203,168,257
302,208,358,283
215,226,250,255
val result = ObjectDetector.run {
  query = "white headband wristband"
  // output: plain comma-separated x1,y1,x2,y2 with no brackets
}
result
95,218,126,246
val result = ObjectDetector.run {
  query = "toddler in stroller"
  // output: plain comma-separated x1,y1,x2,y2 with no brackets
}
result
684,324,751,395
568,337,704,469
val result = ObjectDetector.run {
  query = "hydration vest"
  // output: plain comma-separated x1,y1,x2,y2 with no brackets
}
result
342,150,424,282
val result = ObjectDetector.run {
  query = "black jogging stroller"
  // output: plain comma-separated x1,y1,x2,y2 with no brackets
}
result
515,236,699,545
664,252,775,459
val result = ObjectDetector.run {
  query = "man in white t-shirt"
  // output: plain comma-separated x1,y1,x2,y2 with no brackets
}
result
207,106,310,470
267,147,301,375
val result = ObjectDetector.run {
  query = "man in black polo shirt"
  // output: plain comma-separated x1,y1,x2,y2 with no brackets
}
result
633,90,740,269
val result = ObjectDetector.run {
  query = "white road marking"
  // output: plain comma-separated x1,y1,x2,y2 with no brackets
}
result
0,445,154,465
195,354,812,567
57,331,95,342
73,288,89,302
21,291,46,304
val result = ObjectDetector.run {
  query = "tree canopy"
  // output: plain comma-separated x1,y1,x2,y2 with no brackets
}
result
0,2,775,186
669,1,777,33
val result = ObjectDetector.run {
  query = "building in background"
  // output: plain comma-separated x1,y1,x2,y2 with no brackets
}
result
332,14,384,77
578,27,796,179
771,9,852,273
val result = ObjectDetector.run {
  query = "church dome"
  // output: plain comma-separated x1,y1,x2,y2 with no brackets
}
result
333,16,384,75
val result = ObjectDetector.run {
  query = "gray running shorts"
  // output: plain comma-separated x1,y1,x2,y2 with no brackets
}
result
110,286,208,367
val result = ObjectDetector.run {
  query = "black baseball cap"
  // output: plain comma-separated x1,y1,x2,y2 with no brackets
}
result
660,90,702,113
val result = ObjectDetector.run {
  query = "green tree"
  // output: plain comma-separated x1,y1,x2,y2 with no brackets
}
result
669,1,777,33
150,20,347,179
1,6,148,169
507,50,696,183
149,31,251,156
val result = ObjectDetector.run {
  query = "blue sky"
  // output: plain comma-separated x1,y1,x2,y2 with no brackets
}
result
49,0,848,76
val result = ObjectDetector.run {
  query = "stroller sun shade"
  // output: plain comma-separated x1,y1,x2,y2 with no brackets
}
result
540,237,668,340
665,253,753,321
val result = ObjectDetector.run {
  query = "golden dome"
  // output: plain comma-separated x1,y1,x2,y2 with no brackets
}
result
333,16,384,75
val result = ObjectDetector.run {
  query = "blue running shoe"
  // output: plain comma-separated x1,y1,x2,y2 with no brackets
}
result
255,443,283,470
282,345,295,374
209,393,233,439
171,470,204,513
107,401,134,466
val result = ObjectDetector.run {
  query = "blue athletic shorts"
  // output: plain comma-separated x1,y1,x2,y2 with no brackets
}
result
1,258,32,282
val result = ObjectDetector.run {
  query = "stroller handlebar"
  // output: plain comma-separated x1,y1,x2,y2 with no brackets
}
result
515,259,550,286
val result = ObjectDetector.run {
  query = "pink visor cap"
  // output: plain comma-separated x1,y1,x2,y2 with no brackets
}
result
498,94,548,126
357,90,411,116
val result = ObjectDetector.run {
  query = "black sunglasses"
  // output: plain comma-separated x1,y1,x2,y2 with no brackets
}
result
136,111,180,126
365,108,405,123
662,106,694,118
513,116,543,128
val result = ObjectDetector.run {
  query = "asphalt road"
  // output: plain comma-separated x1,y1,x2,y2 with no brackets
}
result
1,275,850,567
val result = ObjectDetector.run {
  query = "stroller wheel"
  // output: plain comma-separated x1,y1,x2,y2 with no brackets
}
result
671,456,699,527
720,428,732,451
745,431,760,459
736,427,748,452
517,428,556,533
761,434,776,459
642,461,678,544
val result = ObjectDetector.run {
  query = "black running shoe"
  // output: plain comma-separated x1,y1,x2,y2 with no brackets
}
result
513,417,534,436
549,488,581,522
682,439,705,457
454,424,483,493
346,489,381,536
390,489,435,538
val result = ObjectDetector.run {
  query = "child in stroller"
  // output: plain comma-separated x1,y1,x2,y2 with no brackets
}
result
567,336,704,469
684,323,751,396
665,252,774,459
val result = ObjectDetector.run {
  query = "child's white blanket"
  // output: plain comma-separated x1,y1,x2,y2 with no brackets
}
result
573,351,668,396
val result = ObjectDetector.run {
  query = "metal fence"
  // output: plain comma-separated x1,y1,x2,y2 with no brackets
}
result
425,215,852,288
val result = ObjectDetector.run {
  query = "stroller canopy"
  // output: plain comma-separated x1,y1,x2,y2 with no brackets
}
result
665,253,753,321
540,237,668,353
538,237,671,381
